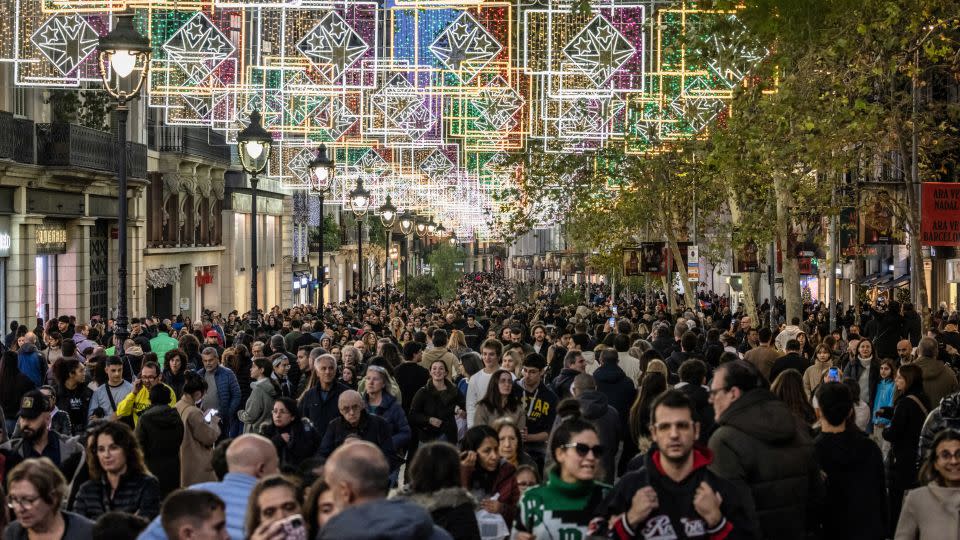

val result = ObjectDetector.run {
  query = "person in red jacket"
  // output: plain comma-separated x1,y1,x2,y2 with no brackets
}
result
598,390,754,539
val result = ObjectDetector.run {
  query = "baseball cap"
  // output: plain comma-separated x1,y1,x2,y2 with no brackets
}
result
18,390,51,420
206,330,220,338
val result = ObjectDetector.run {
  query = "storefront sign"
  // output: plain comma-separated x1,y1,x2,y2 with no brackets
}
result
639,243,665,273
921,183,960,246
622,248,641,276
687,245,700,282
36,223,67,254
0,216,11,258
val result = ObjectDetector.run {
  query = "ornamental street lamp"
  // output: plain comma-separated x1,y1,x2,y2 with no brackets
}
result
415,215,428,238
449,232,458,246
237,110,274,330
427,218,438,235
97,12,151,356
379,195,397,292
398,210,414,301
435,222,446,238
309,144,334,309
349,179,371,319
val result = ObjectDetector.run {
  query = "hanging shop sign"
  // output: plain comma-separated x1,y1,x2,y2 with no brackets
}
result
735,241,760,273
687,245,700,282
921,183,960,246
622,247,641,276
639,242,665,273
36,222,67,255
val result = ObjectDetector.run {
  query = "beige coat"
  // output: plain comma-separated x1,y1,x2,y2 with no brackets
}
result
803,362,832,399
894,483,960,540
176,394,221,487
473,401,526,432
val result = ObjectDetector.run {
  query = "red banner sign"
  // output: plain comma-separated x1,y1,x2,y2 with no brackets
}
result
921,182,960,246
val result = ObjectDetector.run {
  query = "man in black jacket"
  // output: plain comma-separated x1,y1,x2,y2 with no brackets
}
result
317,390,396,471
708,361,821,540
768,339,808,383
599,390,753,539
814,382,887,539
299,354,350,442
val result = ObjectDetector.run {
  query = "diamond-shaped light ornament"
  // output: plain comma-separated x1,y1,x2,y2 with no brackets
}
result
429,12,503,83
472,76,523,133
163,12,235,86
296,12,370,83
32,14,100,76
563,15,635,86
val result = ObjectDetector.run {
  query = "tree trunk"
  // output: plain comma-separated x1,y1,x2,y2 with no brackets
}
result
661,207,697,311
772,174,802,323
726,189,759,323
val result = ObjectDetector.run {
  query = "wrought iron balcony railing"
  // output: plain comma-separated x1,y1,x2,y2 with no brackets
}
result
37,122,147,178
152,125,232,164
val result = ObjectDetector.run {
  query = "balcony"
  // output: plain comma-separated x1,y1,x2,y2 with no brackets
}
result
36,122,147,179
151,125,232,164
0,111,36,164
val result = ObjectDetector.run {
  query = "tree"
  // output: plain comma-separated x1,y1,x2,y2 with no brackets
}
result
427,244,466,300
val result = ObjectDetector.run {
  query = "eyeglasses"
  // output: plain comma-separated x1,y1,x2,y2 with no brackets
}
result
653,421,693,432
937,450,960,462
517,481,538,488
561,443,605,457
340,404,362,413
708,387,729,398
6,495,42,510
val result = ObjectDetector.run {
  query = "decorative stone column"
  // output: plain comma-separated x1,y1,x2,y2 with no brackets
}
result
7,214,43,325
59,217,96,319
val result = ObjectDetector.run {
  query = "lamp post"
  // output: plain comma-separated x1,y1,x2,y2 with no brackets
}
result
96,12,151,356
415,215,428,276
308,144,334,310
449,231,458,246
378,195,397,297
398,210,414,302
236,110,274,330
349,179,371,320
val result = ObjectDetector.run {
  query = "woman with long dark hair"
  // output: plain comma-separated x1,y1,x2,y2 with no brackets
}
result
459,425,520,527
162,349,189,399
881,363,931,529
73,421,161,520
473,369,526,430
628,370,667,455
771,369,817,428
394,441,481,540
260,396,320,472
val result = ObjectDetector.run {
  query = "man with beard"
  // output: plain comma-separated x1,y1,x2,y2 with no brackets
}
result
0,390,85,480
598,390,752,539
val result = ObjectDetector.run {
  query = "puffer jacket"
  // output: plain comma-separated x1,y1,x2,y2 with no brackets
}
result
135,404,184,498
365,391,412,452
391,486,480,540
409,380,463,443
72,472,161,521
919,390,960,461
707,389,822,540
17,343,44,387
238,377,279,433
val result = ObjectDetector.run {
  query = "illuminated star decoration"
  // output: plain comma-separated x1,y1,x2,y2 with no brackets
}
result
163,13,235,86
31,14,99,76
429,12,503,83
419,149,455,180
700,15,768,88
563,15,635,86
296,12,370,83
371,73,435,141
472,76,523,133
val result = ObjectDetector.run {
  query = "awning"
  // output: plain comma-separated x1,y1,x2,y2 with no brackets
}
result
859,273,882,287
878,274,911,289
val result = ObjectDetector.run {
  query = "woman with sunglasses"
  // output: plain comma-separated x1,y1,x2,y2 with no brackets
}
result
895,428,960,538
515,411,609,539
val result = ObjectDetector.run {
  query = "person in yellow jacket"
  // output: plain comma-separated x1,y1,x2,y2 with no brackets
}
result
115,361,176,426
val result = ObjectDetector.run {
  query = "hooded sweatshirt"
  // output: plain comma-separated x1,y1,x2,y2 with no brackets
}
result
517,470,611,540
318,498,452,540
913,355,960,409
598,447,751,540
578,390,621,483
814,429,887,540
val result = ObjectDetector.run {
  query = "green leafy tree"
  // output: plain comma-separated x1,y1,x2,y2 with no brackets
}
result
400,274,441,305
427,244,466,300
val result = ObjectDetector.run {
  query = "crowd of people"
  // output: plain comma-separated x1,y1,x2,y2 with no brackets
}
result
1,272,960,539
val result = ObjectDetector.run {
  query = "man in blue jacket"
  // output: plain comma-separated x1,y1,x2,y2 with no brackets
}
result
197,347,241,438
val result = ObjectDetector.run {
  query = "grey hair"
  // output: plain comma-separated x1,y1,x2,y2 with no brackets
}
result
201,347,220,358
